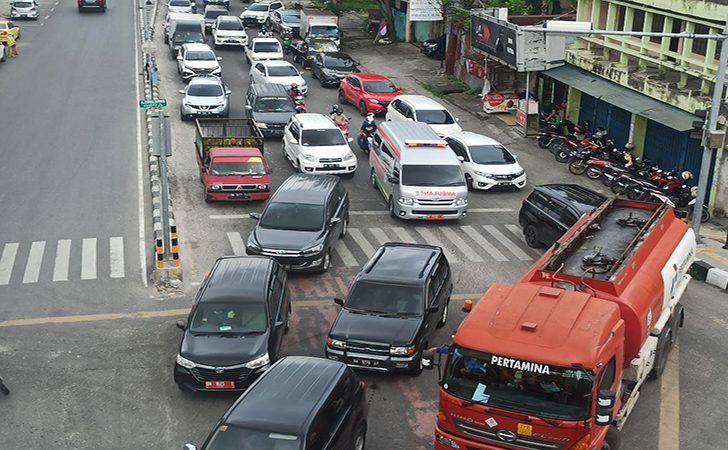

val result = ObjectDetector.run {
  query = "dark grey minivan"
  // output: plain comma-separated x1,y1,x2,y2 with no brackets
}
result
245,83,296,137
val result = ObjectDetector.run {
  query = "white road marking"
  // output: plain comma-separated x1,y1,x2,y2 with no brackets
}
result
211,208,515,219
392,227,416,243
50,7,54,11
348,229,376,258
134,3,148,287
226,232,246,256
0,243,19,285
441,228,483,262
53,240,71,282
416,228,459,263
23,241,46,284
369,228,389,246
210,214,247,220
110,237,125,278
482,225,531,261
81,238,97,280
460,226,507,262
334,240,358,267
44,15,49,19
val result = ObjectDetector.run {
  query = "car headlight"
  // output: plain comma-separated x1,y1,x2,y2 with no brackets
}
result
176,354,196,369
255,121,268,129
244,352,270,370
212,67,222,74
367,98,380,104
303,242,324,254
209,184,222,191
344,151,356,161
182,67,194,74
473,170,494,178
390,345,416,356
247,234,261,251
398,197,414,206
256,184,269,190
326,338,347,350
514,169,525,177
454,197,468,206
302,153,317,162
182,99,193,107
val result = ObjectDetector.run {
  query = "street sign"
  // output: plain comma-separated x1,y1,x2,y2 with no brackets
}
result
139,99,167,108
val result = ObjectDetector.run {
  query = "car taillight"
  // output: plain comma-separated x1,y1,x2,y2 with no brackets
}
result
361,381,365,391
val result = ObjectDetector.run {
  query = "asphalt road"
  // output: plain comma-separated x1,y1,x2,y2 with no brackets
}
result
0,1,727,449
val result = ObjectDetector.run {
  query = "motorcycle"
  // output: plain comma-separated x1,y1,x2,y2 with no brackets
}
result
336,119,351,139
421,35,446,60
292,94,306,114
357,133,373,153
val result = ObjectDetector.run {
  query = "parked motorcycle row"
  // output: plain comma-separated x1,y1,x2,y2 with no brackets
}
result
538,117,710,223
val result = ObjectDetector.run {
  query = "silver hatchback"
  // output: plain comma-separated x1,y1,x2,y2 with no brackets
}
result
10,0,39,19
179,77,231,121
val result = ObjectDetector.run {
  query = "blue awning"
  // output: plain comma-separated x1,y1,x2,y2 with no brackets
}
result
543,64,698,132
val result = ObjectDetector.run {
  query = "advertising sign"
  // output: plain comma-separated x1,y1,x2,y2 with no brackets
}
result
409,0,443,21
471,14,517,68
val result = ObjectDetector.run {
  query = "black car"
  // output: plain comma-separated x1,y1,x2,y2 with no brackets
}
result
245,83,296,137
325,243,452,375
518,183,607,248
268,9,301,36
185,356,368,450
77,0,106,12
311,52,360,87
246,174,349,273
174,256,291,392
292,38,340,70
203,6,228,33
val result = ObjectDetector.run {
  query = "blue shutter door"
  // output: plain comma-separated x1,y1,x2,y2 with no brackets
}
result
607,105,631,152
578,93,597,125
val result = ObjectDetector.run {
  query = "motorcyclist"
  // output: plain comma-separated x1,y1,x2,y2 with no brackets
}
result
330,104,347,124
281,29,293,54
258,25,271,37
288,82,302,100
357,113,377,151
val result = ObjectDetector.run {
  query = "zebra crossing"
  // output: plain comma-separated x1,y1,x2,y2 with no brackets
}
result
226,224,543,268
0,237,128,286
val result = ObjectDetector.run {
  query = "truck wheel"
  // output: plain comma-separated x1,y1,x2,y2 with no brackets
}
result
524,225,541,248
601,425,621,450
649,326,673,380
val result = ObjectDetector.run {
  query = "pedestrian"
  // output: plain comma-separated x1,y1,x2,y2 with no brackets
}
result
6,32,18,58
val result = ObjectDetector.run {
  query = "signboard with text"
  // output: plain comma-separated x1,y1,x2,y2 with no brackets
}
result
409,0,443,21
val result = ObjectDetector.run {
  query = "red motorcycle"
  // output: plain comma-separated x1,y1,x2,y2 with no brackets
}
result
336,120,351,139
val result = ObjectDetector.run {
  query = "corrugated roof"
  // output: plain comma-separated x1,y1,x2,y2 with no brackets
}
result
543,64,698,131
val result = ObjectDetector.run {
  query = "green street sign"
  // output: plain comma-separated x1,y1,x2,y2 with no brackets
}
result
139,99,167,108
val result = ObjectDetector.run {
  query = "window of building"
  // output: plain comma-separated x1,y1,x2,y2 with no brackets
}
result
632,9,645,32
615,5,626,31
650,14,664,44
693,24,710,56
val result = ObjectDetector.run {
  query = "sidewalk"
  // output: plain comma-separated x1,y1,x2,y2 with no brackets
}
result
695,220,728,291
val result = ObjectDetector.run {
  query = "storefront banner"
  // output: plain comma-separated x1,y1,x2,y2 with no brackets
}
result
409,0,443,21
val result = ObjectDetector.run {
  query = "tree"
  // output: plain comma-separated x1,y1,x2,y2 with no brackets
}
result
374,0,398,42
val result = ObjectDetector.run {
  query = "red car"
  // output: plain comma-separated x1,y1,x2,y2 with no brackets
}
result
337,73,402,115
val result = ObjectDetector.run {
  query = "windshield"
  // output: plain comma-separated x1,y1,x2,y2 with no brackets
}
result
260,202,324,231
248,4,268,11
281,14,300,24
325,56,355,70
309,41,338,52
218,20,244,30
301,129,346,147
443,346,594,420
13,2,33,6
187,50,216,61
345,282,423,316
188,84,223,97
173,32,205,44
254,42,282,53
469,144,516,165
401,165,465,187
416,109,455,124
169,0,189,5
255,98,294,113
364,80,396,93
206,425,302,450
211,159,266,176
189,302,268,334
206,10,227,20
267,65,299,77
311,25,339,37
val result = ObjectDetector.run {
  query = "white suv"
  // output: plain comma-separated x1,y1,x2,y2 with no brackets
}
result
176,43,222,81
212,15,247,48
283,114,357,176
444,132,526,191
240,0,283,27
386,95,462,137
245,37,283,64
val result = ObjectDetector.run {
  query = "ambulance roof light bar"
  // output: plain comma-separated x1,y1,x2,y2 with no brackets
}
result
404,139,448,147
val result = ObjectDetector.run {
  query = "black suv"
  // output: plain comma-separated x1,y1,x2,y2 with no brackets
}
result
518,184,606,248
311,52,360,87
246,174,349,273
325,243,452,375
174,256,291,392
185,356,368,450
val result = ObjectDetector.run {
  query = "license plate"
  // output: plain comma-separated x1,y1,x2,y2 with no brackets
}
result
323,164,339,169
230,193,249,199
426,215,445,220
497,182,511,186
205,381,234,389
198,111,212,115
352,358,380,367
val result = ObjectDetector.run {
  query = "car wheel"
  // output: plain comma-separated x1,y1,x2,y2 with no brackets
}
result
370,170,378,190
524,224,541,248
410,348,425,376
204,194,213,203
340,214,349,237
601,426,621,450
465,174,474,191
358,101,368,116
338,89,347,104
320,76,326,88
353,425,366,450
319,249,331,273
437,300,449,328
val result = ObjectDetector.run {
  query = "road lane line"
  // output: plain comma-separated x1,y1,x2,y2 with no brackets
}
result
441,228,483,262
210,209,514,219
134,0,148,287
482,225,531,261
334,240,358,267
460,226,507,262
53,240,71,282
416,228,459,263
0,243,19,285
348,228,376,258
226,232,246,256
392,227,416,243
659,342,680,450
110,237,125,278
44,14,49,19
81,238,97,280
22,241,46,284
211,214,246,219
50,7,54,11
369,228,389,246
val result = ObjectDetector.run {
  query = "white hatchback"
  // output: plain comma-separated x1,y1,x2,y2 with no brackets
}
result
245,37,283,64
444,132,526,191
176,43,222,81
385,95,462,137
250,60,307,95
10,0,39,19
283,114,357,176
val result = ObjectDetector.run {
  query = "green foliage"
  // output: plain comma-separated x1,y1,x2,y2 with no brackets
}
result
420,82,446,98
340,0,378,12
486,0,528,15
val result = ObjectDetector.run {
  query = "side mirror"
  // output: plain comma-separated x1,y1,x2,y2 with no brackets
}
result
245,104,253,110
176,320,186,330
427,305,440,313
387,176,399,184
249,212,261,220
179,89,185,94
513,155,518,160
455,118,460,122
421,350,434,370
289,138,297,145
275,320,285,328
334,297,344,306
456,156,464,162
595,390,616,426
330,217,342,225
226,90,232,95
347,137,354,142
184,445,197,450
217,57,222,61
300,71,304,75
396,86,402,91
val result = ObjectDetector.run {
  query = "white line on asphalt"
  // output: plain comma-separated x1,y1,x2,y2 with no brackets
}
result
460,226,507,262
110,237,125,278
392,227,416,243
416,228,459,263
659,342,680,450
53,240,71,282
334,240,358,267
50,7,54,11
369,228,389,246
0,243,19,285
134,2,148,287
208,208,517,220
210,215,246,220
81,238,97,280
226,232,246,256
441,228,483,262
482,225,531,261
468,208,515,213
44,14,49,19
348,229,376,258
22,241,46,284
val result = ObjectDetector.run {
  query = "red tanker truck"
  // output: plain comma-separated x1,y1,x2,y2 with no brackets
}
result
425,197,695,450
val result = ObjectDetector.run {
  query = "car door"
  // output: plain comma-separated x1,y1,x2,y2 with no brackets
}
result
539,198,571,246
379,142,397,200
347,76,362,104
177,46,185,71
285,120,301,162
268,267,286,358
326,186,345,245
386,98,403,121
252,62,266,83
308,380,352,450
312,54,324,78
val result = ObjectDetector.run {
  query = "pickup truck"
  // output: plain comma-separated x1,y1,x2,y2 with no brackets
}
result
195,118,270,203
300,9,340,46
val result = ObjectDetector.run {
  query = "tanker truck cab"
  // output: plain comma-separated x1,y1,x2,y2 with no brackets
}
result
369,121,468,220
425,198,695,450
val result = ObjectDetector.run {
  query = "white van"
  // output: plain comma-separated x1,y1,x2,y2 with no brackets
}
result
245,37,283,63
385,95,462,137
369,121,468,220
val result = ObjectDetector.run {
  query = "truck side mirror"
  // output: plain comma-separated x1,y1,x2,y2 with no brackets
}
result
595,390,616,426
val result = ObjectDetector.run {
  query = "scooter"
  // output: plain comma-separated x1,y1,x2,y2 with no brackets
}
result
357,133,373,153
293,95,306,114
336,119,351,139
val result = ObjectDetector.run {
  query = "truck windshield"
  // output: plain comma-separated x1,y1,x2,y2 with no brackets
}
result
443,346,594,420
255,98,294,113
205,424,302,450
211,159,266,176
309,41,338,52
345,282,423,316
311,25,339,37
401,165,465,187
